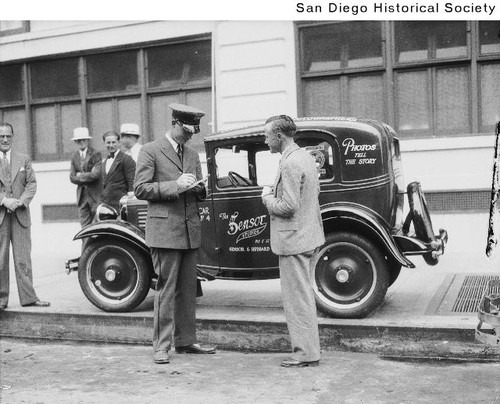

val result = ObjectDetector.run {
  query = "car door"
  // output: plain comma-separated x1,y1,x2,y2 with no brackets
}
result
207,135,279,279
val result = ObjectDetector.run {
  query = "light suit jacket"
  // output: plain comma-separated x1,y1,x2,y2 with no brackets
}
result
263,143,325,256
133,136,205,249
0,152,37,228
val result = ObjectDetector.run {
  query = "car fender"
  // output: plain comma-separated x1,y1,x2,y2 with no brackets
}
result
320,202,415,268
74,220,149,255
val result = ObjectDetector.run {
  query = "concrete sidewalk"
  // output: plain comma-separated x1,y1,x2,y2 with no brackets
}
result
1,212,500,358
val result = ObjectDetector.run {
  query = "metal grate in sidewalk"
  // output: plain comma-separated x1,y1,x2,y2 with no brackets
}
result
427,273,500,315
451,275,500,313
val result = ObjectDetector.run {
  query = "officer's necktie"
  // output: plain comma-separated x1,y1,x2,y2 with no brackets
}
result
176,144,183,164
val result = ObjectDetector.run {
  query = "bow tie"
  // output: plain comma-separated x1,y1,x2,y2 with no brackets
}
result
107,152,115,159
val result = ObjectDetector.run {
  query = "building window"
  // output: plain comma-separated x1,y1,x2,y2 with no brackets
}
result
479,62,500,133
0,21,29,37
87,50,139,94
30,58,79,100
0,64,23,104
395,66,471,137
33,102,82,161
297,21,495,139
301,22,383,72
479,21,500,55
300,22,385,122
396,70,430,132
146,40,212,153
147,41,211,88
0,36,212,162
303,77,341,116
395,21,468,63
29,57,82,161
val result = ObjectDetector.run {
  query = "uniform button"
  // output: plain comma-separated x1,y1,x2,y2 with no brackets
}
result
185,218,189,222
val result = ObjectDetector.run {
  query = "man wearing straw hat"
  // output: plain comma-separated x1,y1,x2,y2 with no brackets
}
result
120,123,142,163
69,127,102,235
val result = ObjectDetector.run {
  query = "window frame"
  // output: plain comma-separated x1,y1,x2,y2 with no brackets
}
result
0,21,30,37
0,34,212,162
296,21,499,140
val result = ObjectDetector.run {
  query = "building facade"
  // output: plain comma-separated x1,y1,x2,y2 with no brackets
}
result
0,20,499,227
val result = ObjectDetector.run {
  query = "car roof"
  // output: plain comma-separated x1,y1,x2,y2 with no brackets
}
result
204,117,395,143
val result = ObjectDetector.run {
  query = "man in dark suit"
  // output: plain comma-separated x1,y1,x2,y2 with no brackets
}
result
0,122,50,311
134,103,215,364
100,131,136,212
69,127,102,234
261,115,325,368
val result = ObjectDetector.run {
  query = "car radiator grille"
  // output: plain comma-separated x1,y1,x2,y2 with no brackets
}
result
137,207,147,231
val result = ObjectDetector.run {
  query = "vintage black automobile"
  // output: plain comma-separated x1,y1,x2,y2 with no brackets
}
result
66,117,447,318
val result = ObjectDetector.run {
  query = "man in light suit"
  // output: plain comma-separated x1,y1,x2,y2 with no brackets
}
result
0,122,50,311
69,127,102,235
134,103,215,364
120,123,142,163
100,131,136,212
261,115,325,368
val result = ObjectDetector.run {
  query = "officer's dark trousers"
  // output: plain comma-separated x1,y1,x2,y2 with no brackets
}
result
151,248,198,352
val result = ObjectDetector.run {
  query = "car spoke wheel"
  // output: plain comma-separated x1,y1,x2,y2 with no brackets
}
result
78,238,151,312
311,232,389,318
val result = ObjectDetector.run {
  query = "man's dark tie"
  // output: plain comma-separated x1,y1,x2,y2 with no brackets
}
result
108,151,115,159
176,144,183,163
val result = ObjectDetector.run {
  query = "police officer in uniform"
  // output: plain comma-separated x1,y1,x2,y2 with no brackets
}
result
134,103,215,364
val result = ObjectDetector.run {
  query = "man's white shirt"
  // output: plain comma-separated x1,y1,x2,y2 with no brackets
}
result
126,143,142,163
105,149,119,174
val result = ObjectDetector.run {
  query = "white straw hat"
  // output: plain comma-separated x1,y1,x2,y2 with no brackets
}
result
120,123,140,137
71,127,92,141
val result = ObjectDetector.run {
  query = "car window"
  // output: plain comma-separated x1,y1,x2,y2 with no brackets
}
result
214,147,251,188
255,149,280,186
214,141,281,188
296,137,335,181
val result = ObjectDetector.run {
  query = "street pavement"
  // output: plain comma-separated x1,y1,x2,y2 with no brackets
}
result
1,212,500,357
1,338,499,404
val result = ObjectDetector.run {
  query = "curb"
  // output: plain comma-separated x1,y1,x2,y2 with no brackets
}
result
1,310,499,360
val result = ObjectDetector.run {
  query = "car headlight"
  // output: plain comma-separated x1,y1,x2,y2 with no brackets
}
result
95,203,118,221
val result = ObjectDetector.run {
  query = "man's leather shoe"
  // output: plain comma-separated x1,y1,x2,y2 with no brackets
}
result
280,358,319,368
175,343,216,354
153,350,170,364
22,300,50,307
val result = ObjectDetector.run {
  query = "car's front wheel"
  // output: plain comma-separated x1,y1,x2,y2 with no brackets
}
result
311,232,390,318
78,238,152,312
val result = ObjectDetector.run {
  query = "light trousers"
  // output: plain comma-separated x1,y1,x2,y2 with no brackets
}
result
0,213,38,307
279,251,321,362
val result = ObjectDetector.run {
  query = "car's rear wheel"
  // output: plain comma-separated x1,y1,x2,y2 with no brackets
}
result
78,238,152,312
311,232,390,318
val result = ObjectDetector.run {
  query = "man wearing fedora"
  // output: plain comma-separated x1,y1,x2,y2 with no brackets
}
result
120,123,142,163
134,103,215,364
69,127,102,237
